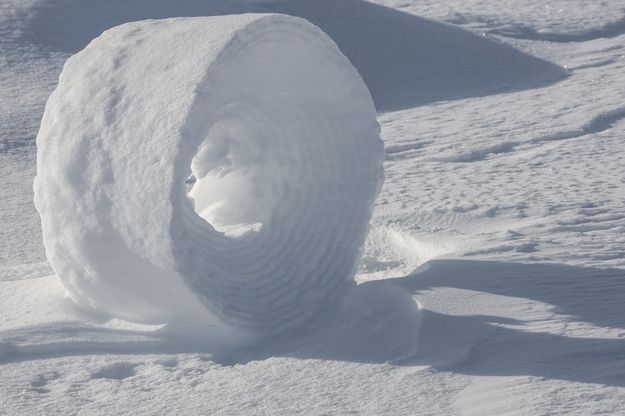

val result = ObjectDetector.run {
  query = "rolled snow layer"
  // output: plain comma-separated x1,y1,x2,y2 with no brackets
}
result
34,14,383,333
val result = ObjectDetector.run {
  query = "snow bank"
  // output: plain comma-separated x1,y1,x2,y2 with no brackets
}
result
34,14,383,335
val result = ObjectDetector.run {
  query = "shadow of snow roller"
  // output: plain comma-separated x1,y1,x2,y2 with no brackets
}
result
34,14,384,337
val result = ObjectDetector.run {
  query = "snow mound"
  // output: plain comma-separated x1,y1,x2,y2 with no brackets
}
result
34,14,384,335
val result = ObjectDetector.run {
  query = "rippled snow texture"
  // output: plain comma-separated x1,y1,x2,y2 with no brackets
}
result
33,14,384,334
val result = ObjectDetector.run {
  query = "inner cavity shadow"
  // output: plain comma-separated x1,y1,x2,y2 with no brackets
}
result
22,0,567,112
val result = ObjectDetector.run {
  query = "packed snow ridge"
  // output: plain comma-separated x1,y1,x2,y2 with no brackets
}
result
33,14,384,336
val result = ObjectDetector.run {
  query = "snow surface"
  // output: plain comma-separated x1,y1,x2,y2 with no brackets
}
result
2,0,625,415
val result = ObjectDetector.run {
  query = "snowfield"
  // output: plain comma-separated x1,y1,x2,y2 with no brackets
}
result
2,0,625,415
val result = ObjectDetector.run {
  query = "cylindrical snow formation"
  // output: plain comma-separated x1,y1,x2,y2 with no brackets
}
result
34,14,384,334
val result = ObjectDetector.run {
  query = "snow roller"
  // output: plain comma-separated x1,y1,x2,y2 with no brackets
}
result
34,14,383,335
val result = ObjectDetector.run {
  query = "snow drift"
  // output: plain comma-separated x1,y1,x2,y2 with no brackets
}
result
33,14,384,335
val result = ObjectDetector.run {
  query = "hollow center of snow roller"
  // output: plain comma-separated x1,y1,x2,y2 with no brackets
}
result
187,118,269,238
181,27,339,243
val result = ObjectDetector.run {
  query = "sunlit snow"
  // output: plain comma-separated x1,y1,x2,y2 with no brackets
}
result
2,1,625,415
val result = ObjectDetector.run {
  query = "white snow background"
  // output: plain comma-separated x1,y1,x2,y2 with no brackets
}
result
2,0,625,414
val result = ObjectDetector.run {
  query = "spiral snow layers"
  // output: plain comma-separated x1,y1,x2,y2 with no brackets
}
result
34,14,383,334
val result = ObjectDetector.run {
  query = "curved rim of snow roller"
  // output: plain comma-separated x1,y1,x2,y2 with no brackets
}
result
34,13,384,336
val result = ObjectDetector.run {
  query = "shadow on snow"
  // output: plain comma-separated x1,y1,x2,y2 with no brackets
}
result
2,260,625,387
22,0,566,112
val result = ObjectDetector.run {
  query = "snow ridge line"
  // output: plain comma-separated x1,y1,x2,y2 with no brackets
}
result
384,140,433,159
487,13,625,43
417,105,625,163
